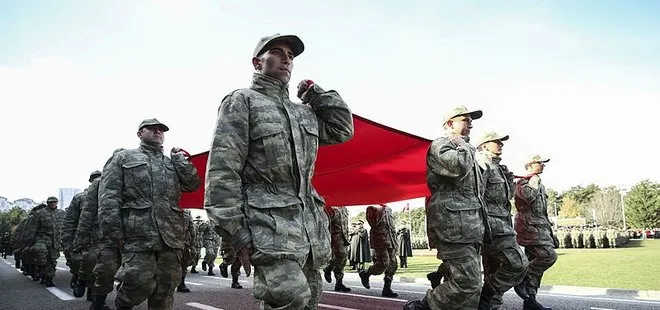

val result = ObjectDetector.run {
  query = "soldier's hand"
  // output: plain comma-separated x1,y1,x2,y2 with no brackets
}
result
297,79,314,101
450,135,465,146
238,243,253,277
171,147,191,159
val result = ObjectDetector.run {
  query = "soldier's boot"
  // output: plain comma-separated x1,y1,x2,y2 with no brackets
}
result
86,286,94,302
350,263,357,270
514,280,530,301
323,265,332,283
334,279,351,292
358,270,371,289
73,280,87,297
477,283,496,310
231,275,242,289
219,263,229,278
426,272,440,289
177,275,191,293
403,297,431,310
523,295,552,310
44,277,55,287
201,261,207,271
31,265,41,281
70,274,79,289
382,278,398,298
190,266,198,274
14,259,20,269
90,294,111,310
207,266,215,276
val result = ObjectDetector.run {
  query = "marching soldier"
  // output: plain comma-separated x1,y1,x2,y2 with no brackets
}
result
322,206,351,292
359,204,399,298
25,197,62,287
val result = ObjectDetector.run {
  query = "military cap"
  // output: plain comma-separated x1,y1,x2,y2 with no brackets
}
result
138,118,169,132
253,33,304,58
526,154,550,165
89,170,102,182
46,197,58,203
476,131,509,147
443,105,483,124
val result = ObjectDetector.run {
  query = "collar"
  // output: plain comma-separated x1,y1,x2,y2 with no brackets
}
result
139,142,164,154
250,73,290,97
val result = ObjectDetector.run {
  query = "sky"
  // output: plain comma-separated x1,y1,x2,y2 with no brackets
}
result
1,0,659,212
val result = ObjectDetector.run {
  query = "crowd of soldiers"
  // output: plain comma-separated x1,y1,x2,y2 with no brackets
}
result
553,227,631,249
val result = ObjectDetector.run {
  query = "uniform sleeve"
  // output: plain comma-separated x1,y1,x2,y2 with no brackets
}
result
427,137,475,178
61,193,83,249
98,153,125,244
302,84,354,145
515,178,540,204
204,92,251,250
171,153,201,192
74,181,99,249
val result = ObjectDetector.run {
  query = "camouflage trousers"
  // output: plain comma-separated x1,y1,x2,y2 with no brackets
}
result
115,247,182,309
253,252,322,310
192,246,202,268
367,247,397,280
221,242,242,277
65,248,84,277
326,239,348,281
203,241,218,268
32,242,60,278
78,247,99,283
427,242,482,310
520,245,557,296
481,238,528,308
93,244,121,296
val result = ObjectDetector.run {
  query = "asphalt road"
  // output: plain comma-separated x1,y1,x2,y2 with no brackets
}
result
1,255,659,310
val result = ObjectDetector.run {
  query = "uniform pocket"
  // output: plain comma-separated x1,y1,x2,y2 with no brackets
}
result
439,201,483,243
121,161,151,198
250,122,286,168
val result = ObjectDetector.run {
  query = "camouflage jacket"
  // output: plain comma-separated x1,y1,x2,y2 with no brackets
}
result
99,142,201,252
426,133,486,247
193,222,204,248
204,73,354,268
61,190,86,250
19,204,47,248
74,178,105,249
326,206,350,246
183,212,196,250
514,175,554,246
477,151,516,240
366,206,398,250
26,207,62,249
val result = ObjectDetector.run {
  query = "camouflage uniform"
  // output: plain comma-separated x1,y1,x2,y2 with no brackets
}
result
61,190,87,285
219,239,244,288
359,205,399,297
13,205,46,274
513,156,558,309
407,106,488,310
199,221,220,275
205,33,354,310
322,206,351,292
476,142,529,310
190,217,204,273
99,132,201,310
177,211,196,293
25,197,62,286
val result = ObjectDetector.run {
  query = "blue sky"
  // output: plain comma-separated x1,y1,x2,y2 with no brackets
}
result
1,0,659,208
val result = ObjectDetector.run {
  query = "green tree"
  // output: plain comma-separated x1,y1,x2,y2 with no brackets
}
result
559,197,581,218
351,211,365,223
546,188,562,214
625,180,660,229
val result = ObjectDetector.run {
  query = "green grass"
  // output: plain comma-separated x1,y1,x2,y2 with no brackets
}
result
344,240,660,291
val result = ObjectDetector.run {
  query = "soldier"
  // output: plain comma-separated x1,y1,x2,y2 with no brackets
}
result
25,197,62,287
322,206,351,292
199,221,220,276
513,155,557,310
62,170,102,293
177,210,196,293
360,204,399,297
406,106,487,310
396,224,413,269
219,239,245,289
204,33,354,310
190,216,204,273
98,118,201,310
474,131,529,309
14,204,47,276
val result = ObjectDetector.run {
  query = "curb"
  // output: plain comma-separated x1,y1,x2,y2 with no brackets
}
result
341,273,660,301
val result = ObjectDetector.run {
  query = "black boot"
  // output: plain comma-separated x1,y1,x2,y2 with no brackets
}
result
514,280,530,301
426,272,441,289
207,266,215,276
382,278,398,298
523,295,552,310
177,275,191,293
44,277,55,287
219,263,228,278
86,286,94,301
70,274,79,289
403,297,431,310
231,275,242,289
73,280,87,297
90,294,111,310
201,261,207,271
334,279,351,292
15,259,20,269
477,283,496,310
359,270,371,289
323,266,332,283
190,266,198,274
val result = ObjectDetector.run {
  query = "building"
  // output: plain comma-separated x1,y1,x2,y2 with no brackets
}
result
13,198,36,211
0,196,10,212
58,188,82,210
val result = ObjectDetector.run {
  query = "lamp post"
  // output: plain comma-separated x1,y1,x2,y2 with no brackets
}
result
620,189,627,230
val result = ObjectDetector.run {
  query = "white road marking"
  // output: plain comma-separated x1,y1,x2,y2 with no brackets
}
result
186,302,224,310
46,287,76,301
543,293,660,305
56,267,67,271
186,281,203,286
318,304,360,310
323,291,408,302
591,307,617,310
347,285,425,294
201,276,248,283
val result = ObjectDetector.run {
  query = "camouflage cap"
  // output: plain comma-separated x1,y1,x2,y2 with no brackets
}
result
476,131,509,147
253,33,304,57
526,154,550,165
138,118,169,132
46,196,58,203
89,170,102,182
443,105,483,124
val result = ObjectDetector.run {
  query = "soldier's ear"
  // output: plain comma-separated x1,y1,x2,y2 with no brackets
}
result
252,57,262,71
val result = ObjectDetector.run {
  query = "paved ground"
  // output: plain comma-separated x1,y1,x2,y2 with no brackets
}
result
1,255,659,310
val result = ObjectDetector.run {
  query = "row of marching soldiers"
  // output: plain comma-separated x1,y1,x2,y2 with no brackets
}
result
553,227,631,249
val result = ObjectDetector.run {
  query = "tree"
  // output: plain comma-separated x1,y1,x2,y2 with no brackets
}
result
563,184,600,205
588,186,624,228
559,197,581,218
625,180,660,229
546,188,562,214
0,206,28,235
351,211,365,224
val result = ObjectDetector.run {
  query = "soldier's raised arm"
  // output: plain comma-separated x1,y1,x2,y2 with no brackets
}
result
299,82,354,145
170,150,201,192
427,137,475,179
204,92,251,249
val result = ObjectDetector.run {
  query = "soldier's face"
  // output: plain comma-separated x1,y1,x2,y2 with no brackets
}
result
252,43,294,84
138,125,165,146
529,162,545,174
448,115,473,136
483,140,503,155
47,202,57,209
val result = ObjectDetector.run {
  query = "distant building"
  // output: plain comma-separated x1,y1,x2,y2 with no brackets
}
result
58,188,82,210
0,196,10,212
13,198,36,211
